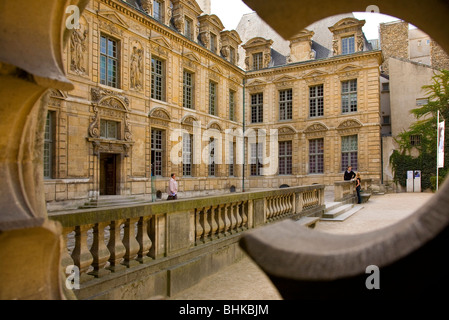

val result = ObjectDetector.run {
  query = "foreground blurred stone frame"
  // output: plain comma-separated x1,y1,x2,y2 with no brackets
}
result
239,0,449,299
1,0,449,300
0,0,89,299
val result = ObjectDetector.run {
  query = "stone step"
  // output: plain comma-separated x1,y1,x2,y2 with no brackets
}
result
295,216,320,229
320,205,364,222
322,203,354,219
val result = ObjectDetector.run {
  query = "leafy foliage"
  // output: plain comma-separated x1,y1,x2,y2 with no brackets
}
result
390,70,449,191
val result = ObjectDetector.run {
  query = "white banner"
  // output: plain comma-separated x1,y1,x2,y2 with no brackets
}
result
438,121,445,168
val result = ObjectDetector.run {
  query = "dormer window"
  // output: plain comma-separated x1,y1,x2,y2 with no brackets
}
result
253,52,263,70
342,36,355,54
153,0,164,23
210,33,217,53
229,46,235,64
185,17,193,40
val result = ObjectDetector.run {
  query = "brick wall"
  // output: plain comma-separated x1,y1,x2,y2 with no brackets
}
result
431,41,449,70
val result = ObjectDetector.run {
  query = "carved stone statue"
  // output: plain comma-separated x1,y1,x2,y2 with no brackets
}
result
357,34,364,52
332,38,339,56
70,24,88,74
221,45,229,59
200,32,210,48
263,52,271,68
244,56,250,70
141,0,152,14
130,46,143,90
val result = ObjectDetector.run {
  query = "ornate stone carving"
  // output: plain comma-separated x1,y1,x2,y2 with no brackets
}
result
200,32,210,48
332,38,339,56
141,0,153,14
149,108,171,121
305,123,328,133
91,87,129,108
124,114,133,142
278,127,296,135
89,107,100,139
357,32,364,52
264,52,271,68
130,43,143,91
70,17,88,75
338,119,362,131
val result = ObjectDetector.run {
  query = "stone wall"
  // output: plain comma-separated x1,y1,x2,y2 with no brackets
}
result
431,41,449,70
379,21,409,75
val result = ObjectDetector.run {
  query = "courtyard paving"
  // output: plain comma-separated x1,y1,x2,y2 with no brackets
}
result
169,191,435,300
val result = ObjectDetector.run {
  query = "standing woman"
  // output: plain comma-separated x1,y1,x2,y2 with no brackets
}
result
355,172,362,204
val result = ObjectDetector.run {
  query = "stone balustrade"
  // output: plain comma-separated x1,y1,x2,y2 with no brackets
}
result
49,185,324,299
334,178,373,202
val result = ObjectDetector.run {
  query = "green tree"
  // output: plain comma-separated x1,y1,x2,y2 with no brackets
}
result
390,70,449,191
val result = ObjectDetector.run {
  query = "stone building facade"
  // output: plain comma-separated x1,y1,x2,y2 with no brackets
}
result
43,0,382,210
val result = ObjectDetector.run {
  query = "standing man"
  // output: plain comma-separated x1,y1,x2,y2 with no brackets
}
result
168,173,178,200
344,166,356,181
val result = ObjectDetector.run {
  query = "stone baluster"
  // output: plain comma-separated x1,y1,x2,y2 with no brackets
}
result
241,201,248,229
122,217,140,268
224,203,231,236
229,203,237,233
274,196,280,217
107,219,126,273
71,224,94,283
89,222,111,278
195,208,204,245
208,205,219,240
61,227,75,271
236,202,243,231
136,216,152,263
217,204,225,238
266,197,273,220
279,196,285,216
288,194,293,214
201,207,211,242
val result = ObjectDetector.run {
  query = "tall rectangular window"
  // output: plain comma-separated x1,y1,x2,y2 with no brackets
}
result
209,81,217,115
341,135,358,171
100,35,119,88
342,79,358,113
151,56,165,101
153,0,163,22
342,36,355,55
44,112,54,179
229,90,236,121
229,141,235,177
309,139,324,174
209,138,216,176
210,33,217,53
183,133,193,176
100,120,119,140
250,143,263,176
183,70,194,109
309,84,324,118
251,93,263,123
230,46,236,64
279,141,292,175
253,52,263,70
151,129,164,176
184,17,193,40
279,89,293,121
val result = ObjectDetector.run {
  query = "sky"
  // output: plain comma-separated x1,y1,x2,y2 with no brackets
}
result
210,0,410,40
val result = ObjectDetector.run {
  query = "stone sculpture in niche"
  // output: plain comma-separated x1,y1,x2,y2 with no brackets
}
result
130,46,143,91
70,20,88,74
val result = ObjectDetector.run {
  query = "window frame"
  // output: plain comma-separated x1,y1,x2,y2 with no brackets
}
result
309,84,324,118
183,69,194,109
209,80,217,116
229,89,236,121
183,133,193,177
100,34,120,88
341,135,358,172
279,140,292,175
251,93,264,124
341,79,358,114
44,111,55,179
279,88,293,121
253,52,263,70
341,35,355,55
309,138,324,174
151,128,164,177
151,56,165,101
